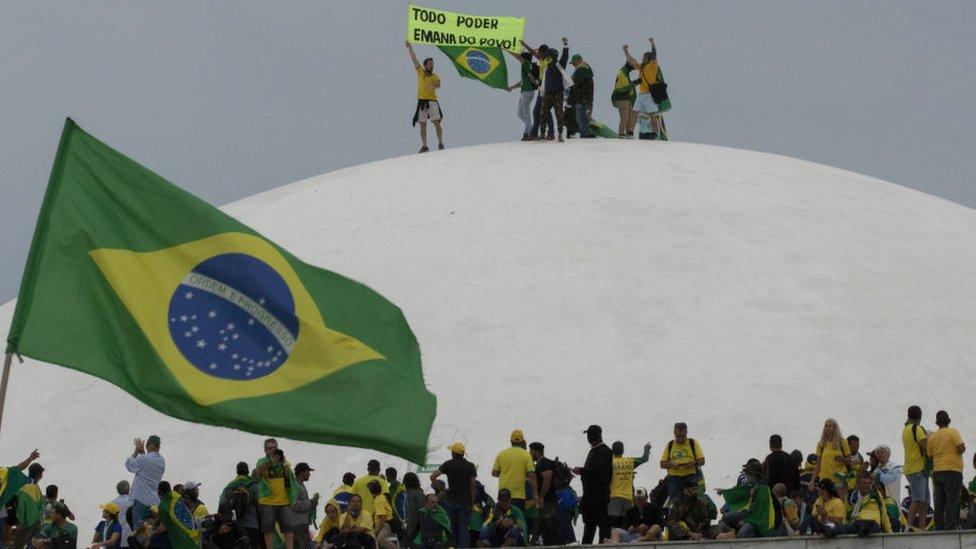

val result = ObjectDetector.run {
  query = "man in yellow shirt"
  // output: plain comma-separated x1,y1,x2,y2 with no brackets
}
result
368,481,396,549
405,40,444,154
338,494,375,549
824,475,892,537
492,430,540,512
253,438,296,549
352,460,389,516
608,441,652,527
901,405,930,530
622,37,664,140
927,410,966,530
660,422,704,504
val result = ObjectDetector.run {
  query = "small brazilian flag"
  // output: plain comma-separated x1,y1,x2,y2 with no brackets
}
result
6,119,436,463
158,491,199,549
437,45,508,90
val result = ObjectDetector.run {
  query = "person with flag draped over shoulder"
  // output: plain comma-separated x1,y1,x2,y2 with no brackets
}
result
253,439,298,549
13,462,47,549
405,40,444,153
503,48,539,140
611,62,638,138
155,482,199,549
220,462,261,549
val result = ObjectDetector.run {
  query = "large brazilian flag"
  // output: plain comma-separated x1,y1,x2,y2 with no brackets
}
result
5,119,436,463
437,46,508,90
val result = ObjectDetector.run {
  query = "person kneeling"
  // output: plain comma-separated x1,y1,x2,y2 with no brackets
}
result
825,475,892,537
335,495,375,549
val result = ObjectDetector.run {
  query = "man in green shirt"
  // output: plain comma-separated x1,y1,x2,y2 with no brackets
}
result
505,49,539,140
32,503,77,549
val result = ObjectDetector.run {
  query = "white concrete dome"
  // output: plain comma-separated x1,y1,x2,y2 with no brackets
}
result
3,140,975,530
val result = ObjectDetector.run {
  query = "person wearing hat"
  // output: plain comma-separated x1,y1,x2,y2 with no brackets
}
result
125,435,165,531
286,462,317,549
568,53,594,138
180,481,208,526
431,442,477,547
606,487,665,543
90,502,123,549
34,502,77,549
491,430,539,514
927,410,966,530
573,424,613,544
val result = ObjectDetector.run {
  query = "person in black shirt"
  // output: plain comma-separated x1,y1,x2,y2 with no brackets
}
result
528,442,559,545
764,435,798,493
430,442,477,548
573,424,613,544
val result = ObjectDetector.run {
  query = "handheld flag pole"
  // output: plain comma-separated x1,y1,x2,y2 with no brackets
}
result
0,353,12,438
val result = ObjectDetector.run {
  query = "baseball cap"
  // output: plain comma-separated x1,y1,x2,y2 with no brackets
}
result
447,442,466,455
295,462,314,474
100,502,120,515
571,53,582,62
510,430,525,443
183,481,202,490
583,425,602,437
497,488,512,501
635,488,649,498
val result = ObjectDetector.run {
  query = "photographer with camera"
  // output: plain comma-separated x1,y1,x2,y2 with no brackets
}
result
253,439,298,549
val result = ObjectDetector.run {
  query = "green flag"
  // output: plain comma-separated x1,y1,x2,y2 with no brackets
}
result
743,485,776,537
0,467,29,507
15,483,44,527
719,484,752,513
6,119,436,463
588,120,619,139
158,491,200,549
437,46,508,90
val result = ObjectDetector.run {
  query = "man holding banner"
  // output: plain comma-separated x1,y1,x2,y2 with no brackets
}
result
406,41,445,153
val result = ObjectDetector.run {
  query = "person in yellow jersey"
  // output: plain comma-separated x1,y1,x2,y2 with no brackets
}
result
823,474,891,537
608,441,652,527
809,419,853,501
809,479,846,535
927,410,966,530
405,40,444,154
902,405,931,530
352,460,390,517
337,494,375,549
313,501,342,549
331,472,357,514
368,481,396,549
180,481,209,525
622,37,665,140
253,438,298,549
660,422,704,504
491,430,540,512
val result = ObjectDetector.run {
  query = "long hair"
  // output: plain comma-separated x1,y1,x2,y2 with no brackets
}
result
819,418,844,450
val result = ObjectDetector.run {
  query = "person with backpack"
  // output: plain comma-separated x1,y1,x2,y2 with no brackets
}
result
623,37,668,140
927,410,966,530
504,49,540,141
34,503,77,549
219,463,260,549
574,424,613,545
608,441,652,528
611,62,638,138
902,405,931,530
660,422,705,504
430,443,476,548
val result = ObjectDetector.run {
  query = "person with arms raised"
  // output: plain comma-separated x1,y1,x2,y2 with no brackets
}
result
125,437,164,533
405,41,444,153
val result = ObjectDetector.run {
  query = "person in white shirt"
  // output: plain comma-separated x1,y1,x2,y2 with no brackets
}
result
871,445,903,504
111,481,134,548
125,435,165,531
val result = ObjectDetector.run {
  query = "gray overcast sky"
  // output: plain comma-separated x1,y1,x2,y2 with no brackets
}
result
1,1,974,300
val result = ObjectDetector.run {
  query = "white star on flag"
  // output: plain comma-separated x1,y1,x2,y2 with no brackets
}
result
196,339,207,348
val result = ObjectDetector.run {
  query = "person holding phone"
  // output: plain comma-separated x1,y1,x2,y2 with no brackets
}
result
253,438,297,549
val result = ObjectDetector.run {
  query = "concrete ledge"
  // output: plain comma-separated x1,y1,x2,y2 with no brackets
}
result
566,530,976,549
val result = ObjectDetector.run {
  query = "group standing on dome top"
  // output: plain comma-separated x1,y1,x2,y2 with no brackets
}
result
404,37,671,153
2,404,973,549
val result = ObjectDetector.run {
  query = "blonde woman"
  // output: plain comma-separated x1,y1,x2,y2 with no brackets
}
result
810,419,854,499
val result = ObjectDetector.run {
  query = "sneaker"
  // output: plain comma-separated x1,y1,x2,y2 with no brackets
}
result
419,145,429,153
438,143,445,150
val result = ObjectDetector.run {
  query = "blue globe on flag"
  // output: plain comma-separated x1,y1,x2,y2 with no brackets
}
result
465,50,491,74
168,253,299,381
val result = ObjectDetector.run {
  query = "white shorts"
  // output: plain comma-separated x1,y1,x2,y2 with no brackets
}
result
633,93,659,115
417,101,442,122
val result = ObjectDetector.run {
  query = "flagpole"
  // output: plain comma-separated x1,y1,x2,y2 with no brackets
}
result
0,353,12,439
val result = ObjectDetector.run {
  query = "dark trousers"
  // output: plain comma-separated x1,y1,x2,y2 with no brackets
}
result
580,498,609,544
539,92,564,137
933,470,962,530
574,103,592,137
830,520,881,536
444,500,471,548
530,96,552,138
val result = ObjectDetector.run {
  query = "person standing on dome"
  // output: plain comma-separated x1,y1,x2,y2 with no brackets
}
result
927,410,966,530
568,54,594,139
504,48,539,141
491,430,539,514
523,37,569,142
611,62,638,138
902,405,930,530
125,436,164,536
607,441,652,528
574,424,613,544
809,419,853,501
431,442,477,548
623,37,669,140
405,41,444,153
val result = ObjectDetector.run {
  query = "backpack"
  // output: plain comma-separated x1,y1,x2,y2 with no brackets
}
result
551,458,574,490
226,487,252,521
911,424,935,477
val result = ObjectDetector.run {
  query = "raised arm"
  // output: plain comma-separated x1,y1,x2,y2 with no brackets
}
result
558,37,569,68
16,449,40,471
649,37,657,59
503,48,522,61
623,45,639,70
405,40,420,70
520,40,541,60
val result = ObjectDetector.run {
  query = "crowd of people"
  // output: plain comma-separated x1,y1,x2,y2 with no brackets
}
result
2,406,973,549
404,36,671,153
